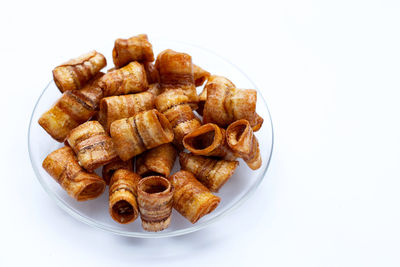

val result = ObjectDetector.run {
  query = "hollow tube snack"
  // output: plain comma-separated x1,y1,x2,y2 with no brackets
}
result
136,143,177,177
42,146,106,201
53,51,106,93
67,121,117,171
137,176,174,232
182,123,236,160
226,119,262,170
100,61,148,96
168,170,220,224
98,92,155,132
102,158,133,185
203,75,263,131
108,169,141,224
179,152,239,192
155,49,194,89
193,64,210,87
110,109,174,161
112,34,154,68
39,73,104,142
156,89,201,148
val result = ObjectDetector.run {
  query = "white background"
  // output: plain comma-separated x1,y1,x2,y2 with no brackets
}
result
1,0,400,266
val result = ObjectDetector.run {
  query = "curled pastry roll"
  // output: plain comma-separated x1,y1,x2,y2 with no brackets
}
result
102,158,133,185
182,123,236,160
109,169,141,224
67,121,117,171
155,88,198,112
163,104,201,149
169,170,220,224
193,64,210,87
155,49,196,92
100,62,148,96
42,146,106,201
136,143,177,177
179,152,239,192
98,92,155,132
143,62,160,84
137,176,174,232
110,109,174,161
112,34,154,68
203,75,263,131
226,119,262,170
39,73,104,142
156,89,201,148
53,51,106,93
147,83,162,96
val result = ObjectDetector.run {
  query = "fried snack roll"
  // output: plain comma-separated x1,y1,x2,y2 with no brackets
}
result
156,89,201,148
109,169,141,224
42,146,106,201
110,109,174,161
182,123,236,160
100,62,148,96
169,170,220,224
203,75,263,131
67,121,117,171
137,176,174,231
53,51,106,93
112,34,154,68
155,49,196,91
226,119,262,170
193,64,210,87
136,143,177,177
143,62,160,84
179,152,239,192
98,92,155,132
39,73,104,142
147,83,162,96
102,158,133,185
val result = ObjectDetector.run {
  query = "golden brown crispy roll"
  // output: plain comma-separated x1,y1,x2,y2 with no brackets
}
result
42,146,106,201
98,92,155,132
136,143,177,177
182,123,236,160
169,170,220,224
156,49,194,89
155,88,198,112
112,34,154,68
109,169,141,224
137,176,174,232
39,73,104,142
53,51,106,93
110,109,174,161
203,75,263,131
179,152,238,192
102,158,133,185
67,121,117,171
143,62,160,84
193,64,210,87
226,119,262,170
147,83,162,96
100,62,148,96
163,104,201,149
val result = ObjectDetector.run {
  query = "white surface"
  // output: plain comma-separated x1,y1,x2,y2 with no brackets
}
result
1,0,400,266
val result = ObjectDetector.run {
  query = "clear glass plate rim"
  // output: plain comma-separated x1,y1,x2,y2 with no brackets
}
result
27,44,274,238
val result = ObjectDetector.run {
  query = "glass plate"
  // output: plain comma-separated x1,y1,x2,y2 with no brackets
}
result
28,39,274,238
